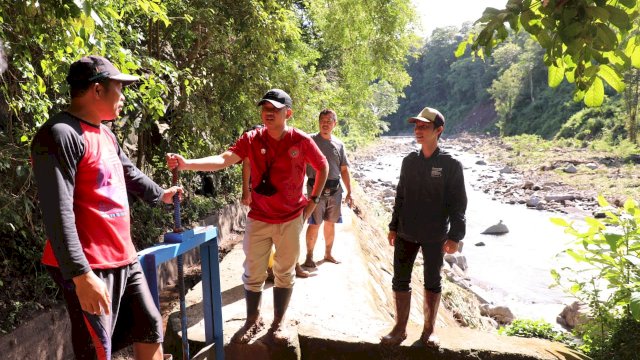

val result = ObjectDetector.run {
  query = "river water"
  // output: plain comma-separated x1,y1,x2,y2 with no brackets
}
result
356,137,577,326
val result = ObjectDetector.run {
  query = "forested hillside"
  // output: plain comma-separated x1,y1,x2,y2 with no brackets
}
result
386,23,636,144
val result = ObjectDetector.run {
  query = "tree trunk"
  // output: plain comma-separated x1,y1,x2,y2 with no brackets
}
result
529,71,534,103
136,129,146,170
624,69,640,144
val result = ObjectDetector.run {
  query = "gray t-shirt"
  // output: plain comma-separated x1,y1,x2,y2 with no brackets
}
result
306,133,349,181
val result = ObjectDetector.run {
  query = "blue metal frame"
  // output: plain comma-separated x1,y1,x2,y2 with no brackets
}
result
137,226,224,360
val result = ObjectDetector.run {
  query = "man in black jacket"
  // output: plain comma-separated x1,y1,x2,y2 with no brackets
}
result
380,107,467,348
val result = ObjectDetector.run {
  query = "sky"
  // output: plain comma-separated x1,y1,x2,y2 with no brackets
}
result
412,0,508,37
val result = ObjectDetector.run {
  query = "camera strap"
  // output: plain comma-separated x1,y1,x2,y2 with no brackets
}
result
258,128,291,172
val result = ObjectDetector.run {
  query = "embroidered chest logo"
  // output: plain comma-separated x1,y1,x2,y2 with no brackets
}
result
289,147,300,158
431,167,442,177
333,148,339,156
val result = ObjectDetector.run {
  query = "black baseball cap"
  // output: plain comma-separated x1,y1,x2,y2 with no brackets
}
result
66,55,139,86
257,88,292,109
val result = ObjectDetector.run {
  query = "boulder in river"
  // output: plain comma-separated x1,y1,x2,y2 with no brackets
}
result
480,304,515,324
563,164,577,173
557,301,591,329
481,220,509,235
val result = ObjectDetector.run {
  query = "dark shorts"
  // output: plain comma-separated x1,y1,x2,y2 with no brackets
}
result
308,186,343,225
47,259,163,360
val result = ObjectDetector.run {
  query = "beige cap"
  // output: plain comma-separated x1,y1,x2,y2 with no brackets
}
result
408,107,445,126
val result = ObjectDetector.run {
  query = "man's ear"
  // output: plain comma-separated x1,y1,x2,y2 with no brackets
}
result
286,107,293,119
92,82,104,99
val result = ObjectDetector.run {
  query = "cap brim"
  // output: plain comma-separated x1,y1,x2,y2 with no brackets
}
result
109,73,139,85
408,117,433,124
257,99,286,109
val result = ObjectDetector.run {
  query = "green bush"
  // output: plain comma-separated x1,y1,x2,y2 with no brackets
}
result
555,100,626,142
592,315,640,360
551,196,640,356
499,319,570,343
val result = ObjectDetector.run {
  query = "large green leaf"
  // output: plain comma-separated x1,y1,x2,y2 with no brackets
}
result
550,217,570,227
605,5,631,30
584,77,604,107
618,0,637,9
598,64,625,92
585,6,610,22
455,41,467,58
548,62,564,87
624,198,638,211
631,292,640,321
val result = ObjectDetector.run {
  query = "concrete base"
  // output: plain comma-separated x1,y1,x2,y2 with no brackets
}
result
164,205,586,360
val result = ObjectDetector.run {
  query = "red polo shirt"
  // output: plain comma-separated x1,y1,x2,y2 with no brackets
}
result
229,127,327,223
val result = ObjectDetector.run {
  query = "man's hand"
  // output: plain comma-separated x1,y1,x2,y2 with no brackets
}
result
303,201,316,221
241,192,252,206
161,186,184,204
166,153,187,171
443,239,458,254
387,231,397,246
73,271,111,316
344,193,353,208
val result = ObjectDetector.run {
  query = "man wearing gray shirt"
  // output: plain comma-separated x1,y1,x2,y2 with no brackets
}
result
303,109,353,268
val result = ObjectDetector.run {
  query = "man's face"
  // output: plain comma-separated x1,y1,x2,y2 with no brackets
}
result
414,121,441,144
260,102,289,129
97,80,125,121
319,114,336,136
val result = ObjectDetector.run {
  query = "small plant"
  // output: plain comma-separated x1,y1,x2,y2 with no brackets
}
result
499,319,569,342
551,195,640,356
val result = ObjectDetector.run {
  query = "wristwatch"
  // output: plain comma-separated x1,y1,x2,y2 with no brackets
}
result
310,196,320,204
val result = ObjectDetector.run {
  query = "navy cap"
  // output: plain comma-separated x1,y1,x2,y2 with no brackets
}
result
66,55,138,86
257,88,293,109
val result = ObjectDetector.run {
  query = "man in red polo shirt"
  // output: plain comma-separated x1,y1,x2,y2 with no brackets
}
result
166,88,328,344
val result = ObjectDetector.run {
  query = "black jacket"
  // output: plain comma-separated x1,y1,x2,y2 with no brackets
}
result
389,147,467,243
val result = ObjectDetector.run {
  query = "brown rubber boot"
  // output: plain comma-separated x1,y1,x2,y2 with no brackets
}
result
380,290,411,345
269,287,293,345
231,290,264,344
421,290,441,348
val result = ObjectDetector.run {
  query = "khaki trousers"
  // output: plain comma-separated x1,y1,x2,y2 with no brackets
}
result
242,214,304,292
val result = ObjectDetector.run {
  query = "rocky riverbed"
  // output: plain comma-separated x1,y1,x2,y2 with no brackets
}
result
352,135,601,220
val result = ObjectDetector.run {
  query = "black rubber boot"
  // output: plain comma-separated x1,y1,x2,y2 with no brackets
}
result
230,290,265,344
269,287,293,345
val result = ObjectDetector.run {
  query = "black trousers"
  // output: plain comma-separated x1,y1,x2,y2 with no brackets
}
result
392,237,445,293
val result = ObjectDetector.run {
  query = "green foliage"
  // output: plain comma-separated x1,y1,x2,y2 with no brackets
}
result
0,0,419,334
385,25,496,134
587,315,640,360
465,0,640,107
556,100,627,141
499,318,570,343
386,23,588,138
551,196,640,354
